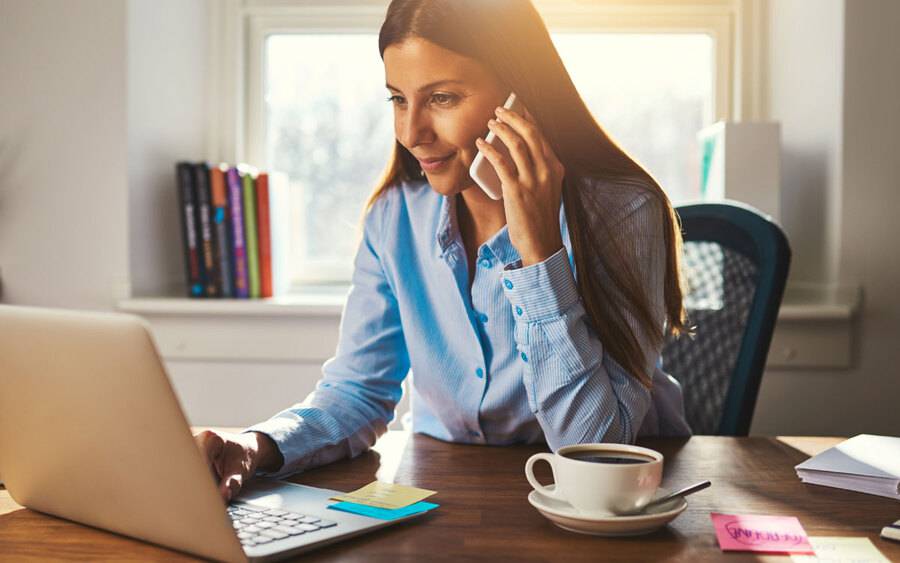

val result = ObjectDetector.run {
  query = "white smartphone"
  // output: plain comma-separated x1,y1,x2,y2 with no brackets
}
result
469,92,524,200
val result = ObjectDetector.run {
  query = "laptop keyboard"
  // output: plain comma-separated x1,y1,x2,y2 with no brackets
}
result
228,502,338,548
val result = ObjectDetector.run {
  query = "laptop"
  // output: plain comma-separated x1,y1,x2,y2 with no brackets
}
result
0,305,426,562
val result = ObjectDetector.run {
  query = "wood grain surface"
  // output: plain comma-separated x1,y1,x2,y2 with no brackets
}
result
2,433,897,562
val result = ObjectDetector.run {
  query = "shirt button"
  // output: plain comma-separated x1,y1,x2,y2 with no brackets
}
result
515,306,523,316
469,430,480,437
521,352,528,362
477,313,488,323
475,367,484,378
479,257,491,268
503,279,514,290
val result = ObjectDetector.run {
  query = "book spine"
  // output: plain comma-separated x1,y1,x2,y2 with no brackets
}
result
242,170,261,298
194,162,219,297
176,162,204,297
256,172,273,298
209,165,234,297
227,167,250,298
269,172,292,296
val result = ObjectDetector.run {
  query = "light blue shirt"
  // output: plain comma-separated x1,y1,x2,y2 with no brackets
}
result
247,178,690,478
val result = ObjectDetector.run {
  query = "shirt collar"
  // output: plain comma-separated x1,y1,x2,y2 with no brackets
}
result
435,193,457,256
434,193,518,265
483,224,520,268
433,190,572,269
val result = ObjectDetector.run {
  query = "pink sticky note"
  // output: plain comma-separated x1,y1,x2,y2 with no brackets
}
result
711,513,815,554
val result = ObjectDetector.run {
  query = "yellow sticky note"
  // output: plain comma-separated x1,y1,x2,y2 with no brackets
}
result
791,537,889,563
330,481,436,510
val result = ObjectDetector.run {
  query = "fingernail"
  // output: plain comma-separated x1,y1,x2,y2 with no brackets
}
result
488,119,497,127
496,106,506,113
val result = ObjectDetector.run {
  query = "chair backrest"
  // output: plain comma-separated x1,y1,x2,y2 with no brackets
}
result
661,201,791,436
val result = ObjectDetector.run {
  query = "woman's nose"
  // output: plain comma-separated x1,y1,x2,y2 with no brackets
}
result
398,109,435,148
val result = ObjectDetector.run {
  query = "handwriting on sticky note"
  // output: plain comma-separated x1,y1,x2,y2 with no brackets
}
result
791,537,890,563
711,513,815,554
330,481,436,510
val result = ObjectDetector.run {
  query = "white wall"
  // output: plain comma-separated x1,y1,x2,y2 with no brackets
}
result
0,0,217,303
763,0,844,284
0,0,129,309
828,0,900,432
128,0,210,297
751,0,900,435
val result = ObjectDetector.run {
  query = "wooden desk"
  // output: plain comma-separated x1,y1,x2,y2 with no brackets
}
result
2,434,898,561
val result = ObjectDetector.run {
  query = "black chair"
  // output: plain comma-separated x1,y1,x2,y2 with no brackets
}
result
661,201,791,436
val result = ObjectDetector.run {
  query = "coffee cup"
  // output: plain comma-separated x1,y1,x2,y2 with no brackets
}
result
525,443,663,517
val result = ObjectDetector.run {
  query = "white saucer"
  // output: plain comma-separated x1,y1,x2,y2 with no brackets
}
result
527,485,687,536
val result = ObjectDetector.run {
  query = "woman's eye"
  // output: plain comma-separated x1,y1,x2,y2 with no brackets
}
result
386,95,406,105
431,93,458,106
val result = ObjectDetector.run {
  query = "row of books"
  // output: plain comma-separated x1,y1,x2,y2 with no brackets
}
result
177,162,288,298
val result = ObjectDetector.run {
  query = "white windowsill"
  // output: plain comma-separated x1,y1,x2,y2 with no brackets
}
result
118,283,861,369
118,283,859,321
120,289,348,317
776,284,860,321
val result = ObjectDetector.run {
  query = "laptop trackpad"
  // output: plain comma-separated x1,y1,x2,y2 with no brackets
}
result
236,479,344,513
235,479,382,527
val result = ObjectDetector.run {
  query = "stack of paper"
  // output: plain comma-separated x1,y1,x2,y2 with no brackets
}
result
328,481,439,521
795,434,900,499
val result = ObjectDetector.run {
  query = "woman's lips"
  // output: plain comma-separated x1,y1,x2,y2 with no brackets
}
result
417,153,454,172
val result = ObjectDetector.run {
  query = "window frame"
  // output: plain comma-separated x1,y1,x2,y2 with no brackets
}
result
206,0,765,287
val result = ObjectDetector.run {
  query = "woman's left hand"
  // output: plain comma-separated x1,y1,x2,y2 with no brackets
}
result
475,105,566,267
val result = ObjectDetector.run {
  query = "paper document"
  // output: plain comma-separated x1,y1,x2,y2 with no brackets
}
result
795,435,900,478
795,435,900,499
791,537,889,562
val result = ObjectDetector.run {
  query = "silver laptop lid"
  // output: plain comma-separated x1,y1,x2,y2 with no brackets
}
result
0,305,246,563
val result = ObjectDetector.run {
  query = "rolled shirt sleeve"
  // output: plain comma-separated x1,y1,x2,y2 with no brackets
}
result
243,196,410,479
500,246,652,449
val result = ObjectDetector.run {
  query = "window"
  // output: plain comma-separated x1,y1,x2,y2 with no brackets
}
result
265,34,391,282
550,32,714,203
214,1,758,287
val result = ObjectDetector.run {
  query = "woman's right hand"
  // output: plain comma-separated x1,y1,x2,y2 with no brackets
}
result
193,429,283,503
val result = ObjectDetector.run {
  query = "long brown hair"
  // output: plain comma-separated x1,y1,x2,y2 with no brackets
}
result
370,0,686,386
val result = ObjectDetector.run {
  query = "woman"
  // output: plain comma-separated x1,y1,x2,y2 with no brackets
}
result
196,0,691,502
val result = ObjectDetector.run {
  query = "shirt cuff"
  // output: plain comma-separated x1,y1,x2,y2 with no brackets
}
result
242,413,313,479
500,247,579,322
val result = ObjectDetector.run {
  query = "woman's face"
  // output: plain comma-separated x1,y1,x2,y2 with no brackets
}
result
383,37,507,196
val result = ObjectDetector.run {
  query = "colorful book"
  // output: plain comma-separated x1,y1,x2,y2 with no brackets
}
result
252,170,291,297
241,166,261,298
268,171,291,296
226,167,250,298
193,162,219,297
209,164,234,297
255,172,273,298
176,162,204,297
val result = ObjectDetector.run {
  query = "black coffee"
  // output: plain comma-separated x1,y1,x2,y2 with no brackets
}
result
562,451,652,464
